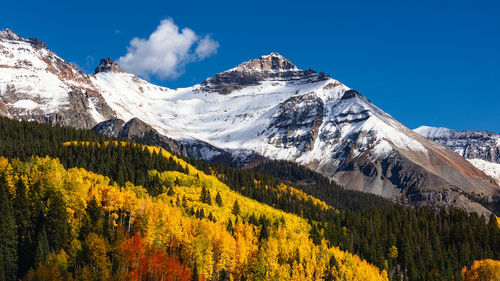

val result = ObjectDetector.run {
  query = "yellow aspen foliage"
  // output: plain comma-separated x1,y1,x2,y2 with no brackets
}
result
15,147,388,281
462,259,500,281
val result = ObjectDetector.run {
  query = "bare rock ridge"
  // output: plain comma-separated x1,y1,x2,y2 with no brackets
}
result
94,58,124,74
415,126,500,164
201,52,329,94
0,28,47,49
93,118,187,156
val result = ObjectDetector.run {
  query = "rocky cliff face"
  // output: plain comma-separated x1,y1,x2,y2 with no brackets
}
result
1,30,499,216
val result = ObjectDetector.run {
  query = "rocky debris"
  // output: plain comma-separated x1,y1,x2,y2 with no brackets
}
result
201,53,329,94
94,58,124,74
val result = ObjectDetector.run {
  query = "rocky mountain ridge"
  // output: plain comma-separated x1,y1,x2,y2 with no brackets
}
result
415,126,500,185
0,29,115,128
415,126,500,163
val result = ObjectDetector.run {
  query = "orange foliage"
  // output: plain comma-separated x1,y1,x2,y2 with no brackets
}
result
119,233,191,281
462,259,500,281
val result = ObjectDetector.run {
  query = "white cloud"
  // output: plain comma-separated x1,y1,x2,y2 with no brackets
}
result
117,18,219,80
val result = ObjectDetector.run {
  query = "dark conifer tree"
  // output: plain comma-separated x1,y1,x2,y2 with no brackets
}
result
215,191,223,207
232,200,240,216
0,175,18,281
34,227,49,267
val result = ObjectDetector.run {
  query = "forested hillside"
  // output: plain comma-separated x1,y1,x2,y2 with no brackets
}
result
0,117,499,281
0,149,387,280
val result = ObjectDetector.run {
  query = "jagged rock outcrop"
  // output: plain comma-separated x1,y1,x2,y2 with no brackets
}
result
94,58,124,74
200,53,329,94
93,118,186,156
92,118,125,137
268,92,324,153
415,126,500,164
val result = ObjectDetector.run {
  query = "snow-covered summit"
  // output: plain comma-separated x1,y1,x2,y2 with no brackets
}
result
0,29,47,49
200,53,329,94
0,29,115,127
231,52,300,72
414,126,456,139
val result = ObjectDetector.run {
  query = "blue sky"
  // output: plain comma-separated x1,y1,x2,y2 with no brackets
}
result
2,0,499,132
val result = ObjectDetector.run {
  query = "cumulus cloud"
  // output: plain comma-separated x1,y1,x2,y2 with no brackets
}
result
117,18,219,80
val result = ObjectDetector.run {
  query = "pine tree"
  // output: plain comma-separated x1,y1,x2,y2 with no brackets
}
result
0,175,18,281
205,188,211,205
13,178,33,274
226,219,234,233
35,227,49,266
199,186,212,205
215,192,223,207
232,200,240,216
45,189,71,252
310,223,321,245
167,186,175,196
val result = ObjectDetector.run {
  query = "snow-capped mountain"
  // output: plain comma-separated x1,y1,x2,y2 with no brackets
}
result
415,126,500,184
0,29,115,128
1,29,499,216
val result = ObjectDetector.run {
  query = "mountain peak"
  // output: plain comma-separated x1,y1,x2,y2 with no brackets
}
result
0,28,20,40
201,53,329,94
234,52,299,73
94,58,124,74
0,28,47,49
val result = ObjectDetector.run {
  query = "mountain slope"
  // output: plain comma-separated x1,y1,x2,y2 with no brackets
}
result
1,29,499,216
415,125,500,185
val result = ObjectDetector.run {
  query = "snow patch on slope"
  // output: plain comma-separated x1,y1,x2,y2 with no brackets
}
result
468,159,500,185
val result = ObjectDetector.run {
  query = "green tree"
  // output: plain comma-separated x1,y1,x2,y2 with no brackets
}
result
0,175,18,281
199,186,212,205
232,200,240,216
13,179,33,276
215,192,223,207
35,227,50,266
45,189,71,252
167,186,175,196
